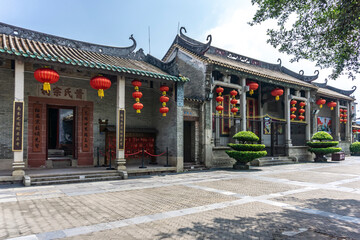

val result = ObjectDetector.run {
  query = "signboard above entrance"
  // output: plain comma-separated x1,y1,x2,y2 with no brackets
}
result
37,85,87,101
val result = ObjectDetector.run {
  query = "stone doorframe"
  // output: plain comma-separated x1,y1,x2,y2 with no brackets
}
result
27,96,94,167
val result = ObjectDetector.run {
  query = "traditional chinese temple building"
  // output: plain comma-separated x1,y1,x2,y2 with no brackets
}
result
163,28,356,168
0,22,188,178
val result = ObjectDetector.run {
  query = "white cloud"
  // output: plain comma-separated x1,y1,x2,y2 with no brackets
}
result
199,2,359,102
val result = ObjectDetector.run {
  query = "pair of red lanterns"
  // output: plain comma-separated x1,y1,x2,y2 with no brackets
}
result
290,100,306,121
340,108,348,124
316,98,337,110
215,87,239,115
34,68,112,98
353,129,360,133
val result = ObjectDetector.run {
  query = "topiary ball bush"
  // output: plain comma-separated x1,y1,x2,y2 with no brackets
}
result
307,131,341,162
350,142,360,154
232,131,259,143
226,131,267,170
311,131,333,141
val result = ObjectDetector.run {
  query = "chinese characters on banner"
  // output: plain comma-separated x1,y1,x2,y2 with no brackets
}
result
118,109,125,150
33,104,42,152
38,85,86,100
12,102,24,151
82,107,90,152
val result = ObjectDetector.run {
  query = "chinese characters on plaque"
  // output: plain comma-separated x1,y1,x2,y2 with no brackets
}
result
33,104,42,152
38,85,86,100
82,107,90,152
118,109,125,150
12,101,24,151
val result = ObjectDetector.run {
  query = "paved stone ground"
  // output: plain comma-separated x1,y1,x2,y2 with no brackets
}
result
1,157,360,239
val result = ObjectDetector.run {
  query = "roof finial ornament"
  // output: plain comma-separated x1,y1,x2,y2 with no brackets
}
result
299,70,304,75
277,58,282,66
206,34,212,45
352,86,357,91
324,78,328,85
180,27,187,36
314,70,319,76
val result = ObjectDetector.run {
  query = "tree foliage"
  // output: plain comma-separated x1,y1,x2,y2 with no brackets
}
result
250,0,360,80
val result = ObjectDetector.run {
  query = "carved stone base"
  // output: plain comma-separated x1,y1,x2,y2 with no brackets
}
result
116,158,128,179
12,162,25,176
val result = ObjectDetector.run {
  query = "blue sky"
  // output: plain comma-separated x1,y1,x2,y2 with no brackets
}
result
1,0,358,102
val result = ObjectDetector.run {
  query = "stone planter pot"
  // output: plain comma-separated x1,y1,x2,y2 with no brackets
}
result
233,162,249,170
314,153,327,162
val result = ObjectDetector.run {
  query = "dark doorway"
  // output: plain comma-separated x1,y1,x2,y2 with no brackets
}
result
47,106,75,159
183,121,195,163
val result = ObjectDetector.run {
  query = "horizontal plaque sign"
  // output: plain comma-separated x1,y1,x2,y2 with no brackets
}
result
38,85,87,100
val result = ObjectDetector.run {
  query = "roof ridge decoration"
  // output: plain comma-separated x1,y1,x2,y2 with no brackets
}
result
0,22,137,58
145,52,180,77
176,27,212,55
314,79,357,96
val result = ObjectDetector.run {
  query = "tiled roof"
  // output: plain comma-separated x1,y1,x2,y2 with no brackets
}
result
0,33,188,82
317,87,354,101
205,53,317,89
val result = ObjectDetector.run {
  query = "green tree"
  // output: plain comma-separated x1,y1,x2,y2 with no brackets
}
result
249,0,360,80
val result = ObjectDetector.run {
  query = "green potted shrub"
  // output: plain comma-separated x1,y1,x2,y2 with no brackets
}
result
350,142,360,156
307,131,342,162
226,131,267,170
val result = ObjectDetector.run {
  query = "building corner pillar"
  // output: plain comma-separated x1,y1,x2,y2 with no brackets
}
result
284,87,292,148
240,77,246,131
116,75,127,179
305,90,311,141
12,60,25,177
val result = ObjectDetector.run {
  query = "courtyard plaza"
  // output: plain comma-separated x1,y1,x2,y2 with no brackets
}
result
1,157,360,239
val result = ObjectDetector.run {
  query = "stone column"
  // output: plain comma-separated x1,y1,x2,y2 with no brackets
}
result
305,90,311,141
334,100,340,141
240,77,247,131
12,60,25,176
116,75,127,179
258,84,264,144
345,101,351,142
284,87,292,147
176,82,184,172
204,100,213,167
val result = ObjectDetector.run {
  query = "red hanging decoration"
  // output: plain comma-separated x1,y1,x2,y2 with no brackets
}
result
353,129,357,133
230,89,238,116
133,102,143,113
340,108,344,113
358,129,360,133
299,102,306,108
343,109,348,113
90,75,111,99
271,88,283,101
34,68,60,93
132,79,143,113
298,109,305,114
247,82,259,96
216,87,224,114
159,85,170,116
340,113,344,118
327,101,337,110
298,115,305,121
290,100,297,106
290,107,297,113
316,99,326,108
290,114,296,120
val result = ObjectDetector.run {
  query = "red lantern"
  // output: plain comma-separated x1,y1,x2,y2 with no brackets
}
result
344,119,348,123
159,85,170,116
34,68,59,93
340,113,344,118
290,100,297,106
291,107,297,113
290,114,296,120
299,102,306,108
132,79,143,113
298,115,305,121
159,107,169,116
216,87,224,95
231,99,238,105
216,96,224,102
216,105,224,113
90,75,111,98
316,99,326,108
298,109,305,114
230,90,238,97
358,130,360,133
271,88,283,101
343,114,348,118
327,101,337,110
247,82,259,96
340,118,344,123
132,91,143,102
343,109,348,113
353,129,357,133
133,102,143,113
231,107,238,114
340,108,344,113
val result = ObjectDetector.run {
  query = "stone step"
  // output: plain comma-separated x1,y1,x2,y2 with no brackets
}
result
31,176,123,186
31,173,121,182
251,157,297,166
28,170,118,178
183,164,208,171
